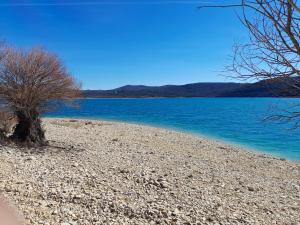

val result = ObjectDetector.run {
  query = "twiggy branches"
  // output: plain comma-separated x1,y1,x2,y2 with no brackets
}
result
0,46,81,146
200,0,300,81
200,0,300,126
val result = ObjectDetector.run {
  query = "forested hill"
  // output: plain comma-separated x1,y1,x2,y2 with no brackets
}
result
83,79,300,98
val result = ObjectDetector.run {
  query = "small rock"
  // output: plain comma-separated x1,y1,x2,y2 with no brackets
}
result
25,156,35,161
71,163,79,167
160,181,168,188
248,186,255,192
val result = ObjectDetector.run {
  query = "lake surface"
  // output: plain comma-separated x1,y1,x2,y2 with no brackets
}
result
46,98,300,162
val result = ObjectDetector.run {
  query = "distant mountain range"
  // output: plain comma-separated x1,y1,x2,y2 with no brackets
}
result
83,78,300,98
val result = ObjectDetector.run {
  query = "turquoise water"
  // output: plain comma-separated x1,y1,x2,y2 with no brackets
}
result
46,98,300,162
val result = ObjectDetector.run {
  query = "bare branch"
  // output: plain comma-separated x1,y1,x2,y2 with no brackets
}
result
199,0,300,125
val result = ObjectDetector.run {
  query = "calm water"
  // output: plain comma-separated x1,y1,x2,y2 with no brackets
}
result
46,98,300,162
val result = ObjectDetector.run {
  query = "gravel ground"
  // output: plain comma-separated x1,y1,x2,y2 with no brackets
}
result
0,118,299,225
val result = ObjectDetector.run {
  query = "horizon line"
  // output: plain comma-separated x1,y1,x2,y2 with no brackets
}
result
84,81,249,90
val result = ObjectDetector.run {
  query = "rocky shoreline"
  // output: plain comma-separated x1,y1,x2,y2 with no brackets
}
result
0,118,299,225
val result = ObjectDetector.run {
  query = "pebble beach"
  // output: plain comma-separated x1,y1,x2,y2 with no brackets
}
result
0,118,299,225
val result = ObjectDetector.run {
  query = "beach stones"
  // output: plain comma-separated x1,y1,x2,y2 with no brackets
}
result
0,118,298,225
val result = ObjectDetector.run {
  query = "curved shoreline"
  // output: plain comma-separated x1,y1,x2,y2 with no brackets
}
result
44,116,297,162
0,118,299,224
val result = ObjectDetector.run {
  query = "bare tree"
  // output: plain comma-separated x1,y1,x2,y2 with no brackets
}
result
199,0,300,124
199,0,299,81
0,47,80,146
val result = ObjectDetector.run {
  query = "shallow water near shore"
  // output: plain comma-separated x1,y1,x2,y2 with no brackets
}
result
46,98,300,161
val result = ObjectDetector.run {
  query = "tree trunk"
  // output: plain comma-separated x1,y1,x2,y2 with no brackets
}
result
12,112,46,146
0,129,8,144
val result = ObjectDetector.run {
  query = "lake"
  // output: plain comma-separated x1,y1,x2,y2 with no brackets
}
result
46,98,300,162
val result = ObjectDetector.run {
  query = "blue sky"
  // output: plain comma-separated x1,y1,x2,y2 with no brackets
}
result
0,0,247,89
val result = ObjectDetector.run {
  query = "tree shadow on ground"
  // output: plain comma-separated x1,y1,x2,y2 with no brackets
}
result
0,140,86,156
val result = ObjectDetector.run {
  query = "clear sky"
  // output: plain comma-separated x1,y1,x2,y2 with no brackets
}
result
0,0,247,89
